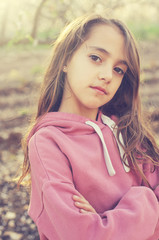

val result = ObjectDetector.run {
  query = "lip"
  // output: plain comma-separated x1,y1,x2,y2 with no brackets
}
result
90,86,106,95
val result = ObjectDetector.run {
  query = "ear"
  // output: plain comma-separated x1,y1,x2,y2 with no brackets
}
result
63,66,67,72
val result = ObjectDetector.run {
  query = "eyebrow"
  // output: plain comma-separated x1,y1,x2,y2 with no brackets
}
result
87,45,128,66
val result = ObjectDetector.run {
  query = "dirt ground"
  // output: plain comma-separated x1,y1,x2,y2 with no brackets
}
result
0,41,159,239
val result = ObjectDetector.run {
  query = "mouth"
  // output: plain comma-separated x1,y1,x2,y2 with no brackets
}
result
90,86,106,95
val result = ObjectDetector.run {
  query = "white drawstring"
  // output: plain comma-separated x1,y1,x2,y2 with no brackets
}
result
101,115,130,173
85,121,116,176
85,115,130,176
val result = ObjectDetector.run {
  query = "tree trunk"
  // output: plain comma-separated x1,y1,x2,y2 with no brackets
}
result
0,1,11,45
31,0,47,40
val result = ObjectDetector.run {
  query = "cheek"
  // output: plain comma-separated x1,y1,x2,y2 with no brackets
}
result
65,73,80,95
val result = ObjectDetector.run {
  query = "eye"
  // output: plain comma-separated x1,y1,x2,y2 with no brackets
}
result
114,67,125,75
89,55,102,63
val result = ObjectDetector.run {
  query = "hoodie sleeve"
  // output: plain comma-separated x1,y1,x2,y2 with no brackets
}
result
28,128,159,240
143,162,159,200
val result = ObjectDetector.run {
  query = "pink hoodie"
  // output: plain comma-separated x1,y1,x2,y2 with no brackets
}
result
28,112,159,240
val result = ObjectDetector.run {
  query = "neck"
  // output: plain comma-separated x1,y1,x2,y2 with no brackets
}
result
59,102,98,121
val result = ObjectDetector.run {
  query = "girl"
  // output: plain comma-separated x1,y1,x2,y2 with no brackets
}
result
19,14,159,239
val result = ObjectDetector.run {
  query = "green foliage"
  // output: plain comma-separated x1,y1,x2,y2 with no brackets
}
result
18,108,30,116
37,28,60,42
31,65,43,75
128,22,159,41
8,32,34,46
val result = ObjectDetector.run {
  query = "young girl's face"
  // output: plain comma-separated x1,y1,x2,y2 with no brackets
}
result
60,24,128,119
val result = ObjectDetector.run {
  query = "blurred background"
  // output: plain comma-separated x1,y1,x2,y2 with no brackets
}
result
0,0,159,239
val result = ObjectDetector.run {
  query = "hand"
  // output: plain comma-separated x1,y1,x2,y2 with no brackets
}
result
72,195,96,214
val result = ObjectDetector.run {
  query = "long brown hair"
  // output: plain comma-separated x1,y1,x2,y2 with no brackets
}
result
18,14,159,187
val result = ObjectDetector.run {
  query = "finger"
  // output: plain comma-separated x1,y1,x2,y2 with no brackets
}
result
79,209,89,214
74,201,89,209
72,195,96,213
74,201,96,213
73,195,88,204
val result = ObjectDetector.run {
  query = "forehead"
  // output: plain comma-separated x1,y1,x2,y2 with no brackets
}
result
83,24,126,60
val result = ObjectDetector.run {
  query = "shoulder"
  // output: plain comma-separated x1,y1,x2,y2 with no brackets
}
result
28,123,71,156
28,126,64,162
29,125,63,145
28,125,71,177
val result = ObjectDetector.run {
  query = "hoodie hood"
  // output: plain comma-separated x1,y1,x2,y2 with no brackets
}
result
28,112,105,137
28,112,130,176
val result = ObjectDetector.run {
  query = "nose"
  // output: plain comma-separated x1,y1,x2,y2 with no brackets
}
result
98,66,113,83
